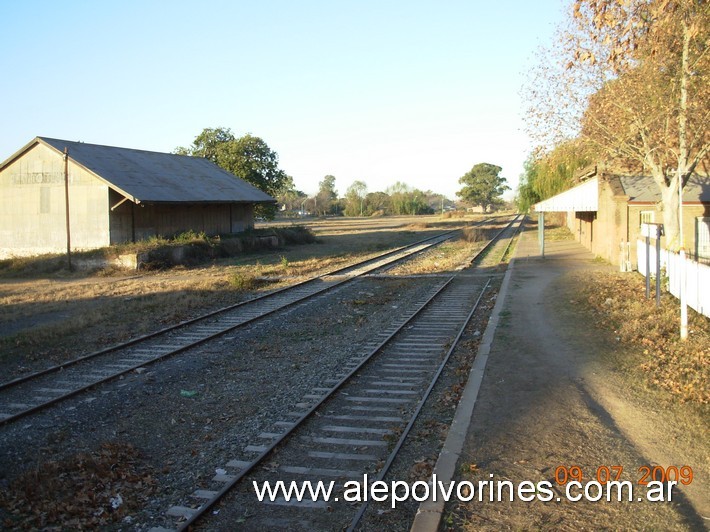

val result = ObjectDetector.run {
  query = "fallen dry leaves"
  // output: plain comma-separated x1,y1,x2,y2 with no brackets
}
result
0,442,156,529
578,271,709,405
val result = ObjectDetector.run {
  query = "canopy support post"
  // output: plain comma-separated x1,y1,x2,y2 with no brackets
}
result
538,211,545,258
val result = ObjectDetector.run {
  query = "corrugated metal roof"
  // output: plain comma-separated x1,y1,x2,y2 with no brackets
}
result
533,177,599,212
27,137,275,204
619,175,710,203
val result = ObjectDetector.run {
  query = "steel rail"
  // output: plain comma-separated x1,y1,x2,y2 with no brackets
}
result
468,213,521,266
346,214,522,530
496,214,526,263
0,228,460,393
346,278,492,531
0,220,510,426
0,236,453,426
167,215,520,531
172,276,456,531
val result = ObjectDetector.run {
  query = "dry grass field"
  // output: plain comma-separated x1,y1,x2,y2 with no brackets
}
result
2,216,707,529
0,214,490,376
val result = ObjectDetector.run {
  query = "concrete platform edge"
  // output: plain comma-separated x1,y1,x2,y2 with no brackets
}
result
410,253,518,531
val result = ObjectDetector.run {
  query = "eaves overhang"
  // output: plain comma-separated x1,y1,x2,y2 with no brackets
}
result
533,177,599,213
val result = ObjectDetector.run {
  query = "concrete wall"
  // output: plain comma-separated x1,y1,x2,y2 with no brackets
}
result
0,143,110,258
1,143,259,257
598,181,625,262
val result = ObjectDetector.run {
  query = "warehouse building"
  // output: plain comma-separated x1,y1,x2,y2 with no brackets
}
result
0,137,275,258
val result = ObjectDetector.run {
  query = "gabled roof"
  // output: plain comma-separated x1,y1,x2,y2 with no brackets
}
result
618,175,710,204
0,137,276,204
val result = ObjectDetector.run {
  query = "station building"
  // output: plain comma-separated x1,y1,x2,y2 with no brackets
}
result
533,169,710,269
0,137,275,258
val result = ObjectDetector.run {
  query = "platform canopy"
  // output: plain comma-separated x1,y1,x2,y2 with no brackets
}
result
533,177,598,212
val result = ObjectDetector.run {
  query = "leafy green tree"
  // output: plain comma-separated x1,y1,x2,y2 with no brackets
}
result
315,175,338,216
177,127,290,219
516,158,542,213
273,174,297,198
365,191,391,215
516,140,594,212
408,190,433,215
344,180,368,216
457,163,510,212
385,182,431,215
319,175,337,198
386,182,409,215
175,127,236,160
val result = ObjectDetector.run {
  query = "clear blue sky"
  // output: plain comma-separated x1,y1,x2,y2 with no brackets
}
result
0,0,566,200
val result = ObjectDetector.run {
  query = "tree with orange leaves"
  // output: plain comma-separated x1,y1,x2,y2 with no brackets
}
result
526,0,709,249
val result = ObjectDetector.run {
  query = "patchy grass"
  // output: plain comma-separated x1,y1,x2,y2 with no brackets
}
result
0,253,364,372
0,217,467,374
461,226,486,242
406,223,430,231
229,272,277,291
0,226,318,277
271,225,317,245
545,224,574,241
387,237,481,275
387,219,515,275
577,271,709,406
440,210,468,219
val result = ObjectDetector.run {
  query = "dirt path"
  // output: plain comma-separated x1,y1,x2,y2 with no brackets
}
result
442,229,708,530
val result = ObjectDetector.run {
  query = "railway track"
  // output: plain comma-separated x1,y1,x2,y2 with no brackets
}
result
0,218,510,426
147,214,523,531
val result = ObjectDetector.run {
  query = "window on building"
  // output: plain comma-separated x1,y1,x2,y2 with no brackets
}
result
696,217,710,260
639,211,655,226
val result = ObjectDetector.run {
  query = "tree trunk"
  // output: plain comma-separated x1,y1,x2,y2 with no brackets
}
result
677,14,690,181
660,175,681,251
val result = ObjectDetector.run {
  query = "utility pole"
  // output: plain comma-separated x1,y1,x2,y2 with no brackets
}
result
63,147,72,271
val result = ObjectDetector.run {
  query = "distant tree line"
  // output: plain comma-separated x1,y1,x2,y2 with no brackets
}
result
279,164,511,218
277,177,456,218
179,127,509,219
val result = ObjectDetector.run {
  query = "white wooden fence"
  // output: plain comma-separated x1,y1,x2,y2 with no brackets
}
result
637,239,710,318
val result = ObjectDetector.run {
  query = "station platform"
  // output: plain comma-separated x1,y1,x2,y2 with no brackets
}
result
412,223,707,529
